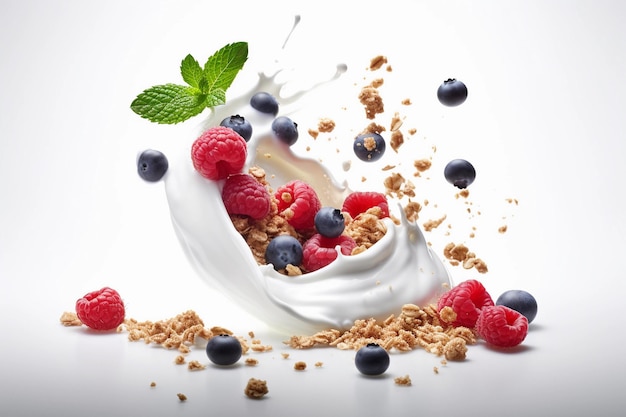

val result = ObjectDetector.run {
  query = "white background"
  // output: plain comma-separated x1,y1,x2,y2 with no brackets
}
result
1,0,625,416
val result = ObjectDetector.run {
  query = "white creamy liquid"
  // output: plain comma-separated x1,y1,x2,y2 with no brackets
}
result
164,21,452,334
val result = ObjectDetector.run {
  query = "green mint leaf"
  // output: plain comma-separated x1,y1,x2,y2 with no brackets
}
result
202,42,248,105
205,88,226,108
180,54,204,89
130,84,207,124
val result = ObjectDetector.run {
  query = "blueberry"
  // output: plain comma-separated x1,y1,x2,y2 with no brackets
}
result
353,132,385,162
205,334,242,366
137,149,168,182
355,343,390,376
265,235,303,270
250,92,279,115
437,78,468,107
271,116,299,146
444,159,476,189
496,290,538,324
220,115,253,142
314,207,345,238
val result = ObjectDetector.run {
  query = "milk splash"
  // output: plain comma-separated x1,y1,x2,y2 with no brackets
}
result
164,16,452,334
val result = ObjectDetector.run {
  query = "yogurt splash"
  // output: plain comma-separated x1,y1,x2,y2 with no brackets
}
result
164,17,452,334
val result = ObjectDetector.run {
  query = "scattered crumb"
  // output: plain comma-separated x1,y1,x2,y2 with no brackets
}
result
413,158,432,175
177,393,187,402
281,352,290,359
433,367,439,375
369,55,388,70
443,337,468,361
315,362,323,367
394,375,412,386
317,118,335,133
59,311,82,327
390,130,404,152
359,85,384,119
423,215,447,232
294,361,307,371
308,128,319,139
150,381,156,387
443,243,488,273
498,225,508,233
245,358,259,366
174,355,186,365
187,360,206,371
245,378,269,399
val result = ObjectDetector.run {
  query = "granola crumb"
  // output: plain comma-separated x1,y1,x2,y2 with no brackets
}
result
498,225,508,233
433,366,439,374
245,358,259,366
443,337,468,361
187,360,206,371
390,130,404,152
369,55,388,70
413,158,432,175
394,375,412,386
308,128,319,139
281,352,290,359
423,215,447,232
317,118,335,133
177,393,187,402
59,311,82,327
245,378,269,399
150,381,156,387
315,361,323,367
294,361,307,371
359,85,384,119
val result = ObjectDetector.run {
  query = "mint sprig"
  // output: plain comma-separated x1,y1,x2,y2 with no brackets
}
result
131,42,248,124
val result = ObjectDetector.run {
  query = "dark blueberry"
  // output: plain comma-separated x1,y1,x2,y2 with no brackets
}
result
355,343,390,376
137,149,168,182
265,235,303,270
353,132,385,162
220,115,253,142
314,207,345,238
271,116,299,146
250,92,279,115
437,78,468,107
496,290,538,324
205,334,242,366
444,159,476,189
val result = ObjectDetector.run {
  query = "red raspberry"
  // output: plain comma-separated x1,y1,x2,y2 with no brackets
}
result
342,191,389,218
191,126,247,180
75,287,125,331
437,279,494,328
222,174,271,220
302,233,357,271
476,305,529,348
274,180,321,231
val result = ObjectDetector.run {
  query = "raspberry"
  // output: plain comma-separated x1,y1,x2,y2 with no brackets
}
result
222,174,271,220
302,233,356,271
437,279,494,328
342,191,389,219
191,126,247,180
476,305,529,348
75,287,125,331
274,180,321,231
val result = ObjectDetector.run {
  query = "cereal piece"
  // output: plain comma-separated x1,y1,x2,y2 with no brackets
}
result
177,393,187,401
443,242,488,273
187,360,206,371
317,118,335,133
394,375,412,386
390,130,404,152
245,378,269,399
294,361,307,371
390,112,403,131
404,201,422,222
443,337,468,361
174,355,186,365
369,55,388,70
359,86,384,119
413,158,432,174
423,215,446,232
59,311,82,327
245,358,259,366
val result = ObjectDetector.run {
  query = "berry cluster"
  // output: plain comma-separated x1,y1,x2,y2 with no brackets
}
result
438,280,536,348
187,91,392,275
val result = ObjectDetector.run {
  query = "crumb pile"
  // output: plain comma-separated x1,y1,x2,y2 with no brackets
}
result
286,303,474,361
